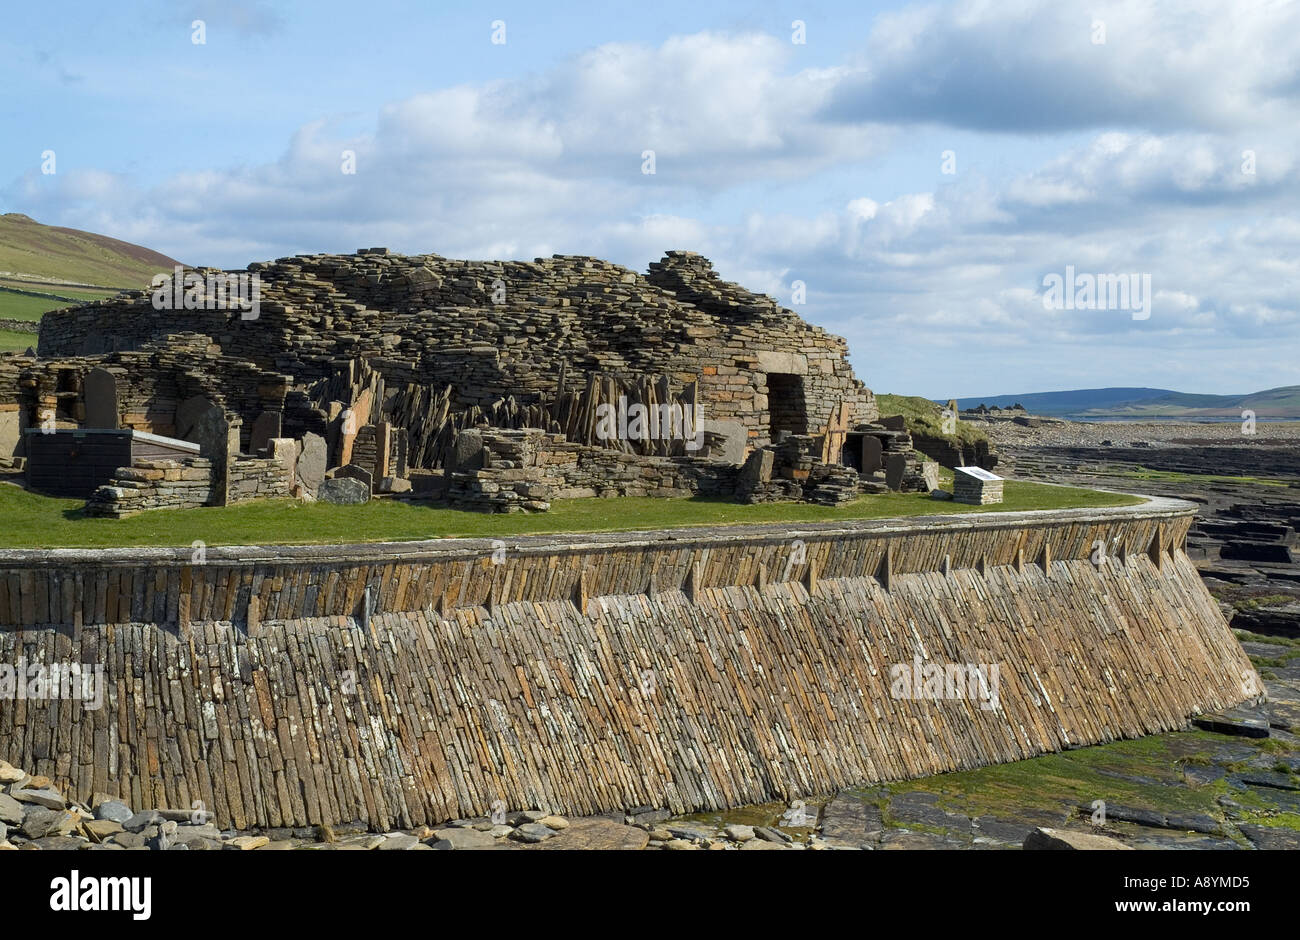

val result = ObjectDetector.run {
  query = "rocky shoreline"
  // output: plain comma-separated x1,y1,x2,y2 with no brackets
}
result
6,652,1297,852
984,417,1300,638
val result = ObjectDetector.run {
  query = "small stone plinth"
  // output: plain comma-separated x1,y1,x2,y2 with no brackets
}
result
952,466,1004,505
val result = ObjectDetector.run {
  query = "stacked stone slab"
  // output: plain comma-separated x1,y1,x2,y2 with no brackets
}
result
37,249,876,452
0,503,1259,829
84,453,293,517
447,428,742,512
8,334,287,452
735,424,932,505
12,247,951,513
84,457,214,517
448,429,548,512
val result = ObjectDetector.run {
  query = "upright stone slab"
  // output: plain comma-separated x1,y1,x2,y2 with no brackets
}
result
885,453,908,491
335,463,374,493
267,438,298,490
82,368,119,429
861,434,883,473
704,419,746,465
0,407,19,458
176,396,233,505
740,448,775,486
451,429,485,472
249,411,282,455
296,432,327,497
376,421,393,479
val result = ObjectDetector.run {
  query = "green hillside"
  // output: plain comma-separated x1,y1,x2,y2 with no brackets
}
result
876,393,989,446
0,212,182,287
955,385,1300,419
1108,385,1300,418
0,213,184,346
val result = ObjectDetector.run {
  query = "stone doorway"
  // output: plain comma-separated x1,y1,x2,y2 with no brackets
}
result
767,372,807,438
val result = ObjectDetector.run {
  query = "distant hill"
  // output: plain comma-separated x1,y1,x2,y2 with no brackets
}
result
0,212,182,289
951,386,1300,419
0,213,185,351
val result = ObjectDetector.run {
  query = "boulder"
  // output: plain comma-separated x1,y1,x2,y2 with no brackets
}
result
318,476,370,505
94,800,133,824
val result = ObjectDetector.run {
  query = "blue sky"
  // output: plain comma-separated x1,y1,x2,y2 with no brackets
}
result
5,0,1298,397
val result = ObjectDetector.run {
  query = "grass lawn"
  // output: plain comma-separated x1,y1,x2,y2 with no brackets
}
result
1117,467,1291,487
0,283,117,303
0,329,36,352
0,478,1143,549
0,291,64,322
875,392,991,447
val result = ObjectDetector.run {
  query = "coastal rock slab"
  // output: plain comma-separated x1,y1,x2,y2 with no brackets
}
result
1023,827,1132,850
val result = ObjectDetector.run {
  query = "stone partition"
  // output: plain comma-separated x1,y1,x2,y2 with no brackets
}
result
0,498,1259,829
84,453,292,517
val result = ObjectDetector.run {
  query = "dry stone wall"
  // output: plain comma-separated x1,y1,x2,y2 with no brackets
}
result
447,428,741,511
9,334,287,451
84,453,292,518
0,501,1259,828
38,250,876,452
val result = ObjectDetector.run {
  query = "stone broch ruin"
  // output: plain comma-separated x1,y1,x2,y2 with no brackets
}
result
1,249,936,515
0,248,1259,830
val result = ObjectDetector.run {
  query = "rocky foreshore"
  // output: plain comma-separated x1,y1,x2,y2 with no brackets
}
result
6,674,1298,853
984,416,1300,638
980,416,1300,449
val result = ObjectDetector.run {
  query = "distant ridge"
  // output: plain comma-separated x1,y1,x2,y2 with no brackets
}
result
951,386,1300,419
0,212,183,289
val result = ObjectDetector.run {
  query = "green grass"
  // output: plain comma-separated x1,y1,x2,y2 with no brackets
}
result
892,731,1229,821
0,291,65,322
876,393,991,447
1119,466,1290,487
0,478,1142,549
0,329,35,352
0,281,117,302
0,213,179,287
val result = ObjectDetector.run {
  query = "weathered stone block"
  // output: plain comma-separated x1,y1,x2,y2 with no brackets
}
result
318,477,369,504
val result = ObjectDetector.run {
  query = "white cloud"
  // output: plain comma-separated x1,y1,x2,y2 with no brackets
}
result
825,0,1300,133
7,8,1300,395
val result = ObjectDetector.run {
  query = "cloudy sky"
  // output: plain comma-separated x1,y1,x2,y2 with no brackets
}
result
5,0,1298,397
